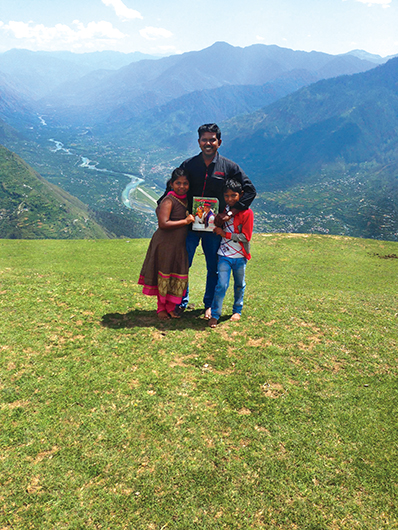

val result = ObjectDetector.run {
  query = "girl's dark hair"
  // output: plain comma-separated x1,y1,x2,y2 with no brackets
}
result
166,167,188,191
223,178,242,193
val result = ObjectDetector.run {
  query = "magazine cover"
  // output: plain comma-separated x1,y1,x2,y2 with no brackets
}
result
192,197,219,232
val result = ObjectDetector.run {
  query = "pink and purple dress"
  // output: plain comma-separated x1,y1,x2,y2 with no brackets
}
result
138,193,189,312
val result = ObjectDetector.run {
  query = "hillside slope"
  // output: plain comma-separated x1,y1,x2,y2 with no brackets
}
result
0,144,112,239
224,57,398,186
0,73,40,131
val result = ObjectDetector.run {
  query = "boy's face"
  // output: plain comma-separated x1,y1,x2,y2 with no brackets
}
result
224,189,243,208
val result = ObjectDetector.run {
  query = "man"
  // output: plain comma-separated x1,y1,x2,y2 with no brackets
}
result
162,123,257,318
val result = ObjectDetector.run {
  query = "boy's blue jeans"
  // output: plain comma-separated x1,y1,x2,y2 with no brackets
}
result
180,230,222,310
211,256,247,320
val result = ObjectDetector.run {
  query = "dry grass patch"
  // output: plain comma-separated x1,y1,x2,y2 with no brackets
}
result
247,337,273,347
261,382,286,398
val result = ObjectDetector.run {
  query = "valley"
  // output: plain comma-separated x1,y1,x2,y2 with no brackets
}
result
1,43,398,240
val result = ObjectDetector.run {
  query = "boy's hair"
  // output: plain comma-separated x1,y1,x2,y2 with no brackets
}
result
166,167,188,191
223,178,243,194
198,123,221,140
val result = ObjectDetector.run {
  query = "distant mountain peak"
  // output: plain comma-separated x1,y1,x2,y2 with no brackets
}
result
343,49,386,64
206,41,235,49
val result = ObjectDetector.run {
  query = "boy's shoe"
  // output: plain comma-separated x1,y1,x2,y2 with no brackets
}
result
230,313,241,322
208,318,218,328
204,307,212,320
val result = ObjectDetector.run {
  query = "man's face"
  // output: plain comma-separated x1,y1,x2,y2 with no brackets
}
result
198,132,221,159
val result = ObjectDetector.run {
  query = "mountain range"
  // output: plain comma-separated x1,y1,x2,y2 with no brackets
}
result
0,48,159,100
218,57,398,240
36,42,384,127
0,42,397,240
0,42,390,135
223,57,398,187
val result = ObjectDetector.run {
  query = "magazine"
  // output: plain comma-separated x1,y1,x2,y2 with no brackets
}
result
191,196,219,232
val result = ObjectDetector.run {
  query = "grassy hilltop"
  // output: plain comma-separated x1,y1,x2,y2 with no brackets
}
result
1,234,397,529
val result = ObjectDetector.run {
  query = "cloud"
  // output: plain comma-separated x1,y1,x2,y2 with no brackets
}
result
1,20,126,46
354,0,391,7
140,26,173,40
102,0,143,20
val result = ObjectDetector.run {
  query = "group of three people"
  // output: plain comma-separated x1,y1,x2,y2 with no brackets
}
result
138,123,256,328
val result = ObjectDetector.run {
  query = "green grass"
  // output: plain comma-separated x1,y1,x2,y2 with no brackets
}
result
1,234,397,529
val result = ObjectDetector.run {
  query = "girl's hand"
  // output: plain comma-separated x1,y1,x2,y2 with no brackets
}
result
186,214,195,224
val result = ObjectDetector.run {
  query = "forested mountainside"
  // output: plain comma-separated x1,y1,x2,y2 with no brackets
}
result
220,58,398,240
0,144,111,239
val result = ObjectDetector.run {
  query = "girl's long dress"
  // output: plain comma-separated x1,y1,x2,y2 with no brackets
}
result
138,195,189,306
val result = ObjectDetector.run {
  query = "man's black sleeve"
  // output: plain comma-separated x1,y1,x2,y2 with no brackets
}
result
230,164,257,211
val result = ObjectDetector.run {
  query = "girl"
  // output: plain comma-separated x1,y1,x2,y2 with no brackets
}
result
138,168,195,320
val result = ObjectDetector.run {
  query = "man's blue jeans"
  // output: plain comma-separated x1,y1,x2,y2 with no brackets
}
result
180,230,222,309
211,256,247,320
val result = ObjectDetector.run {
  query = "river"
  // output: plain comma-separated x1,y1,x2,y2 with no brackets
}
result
49,140,155,214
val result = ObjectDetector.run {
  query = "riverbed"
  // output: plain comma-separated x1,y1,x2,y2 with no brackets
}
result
48,139,155,214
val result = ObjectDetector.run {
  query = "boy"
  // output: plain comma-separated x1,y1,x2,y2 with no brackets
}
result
208,178,254,328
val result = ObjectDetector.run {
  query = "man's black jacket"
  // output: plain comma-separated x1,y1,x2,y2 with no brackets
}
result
158,152,256,214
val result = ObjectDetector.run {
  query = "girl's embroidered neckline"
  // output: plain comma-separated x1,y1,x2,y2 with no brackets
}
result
168,190,187,200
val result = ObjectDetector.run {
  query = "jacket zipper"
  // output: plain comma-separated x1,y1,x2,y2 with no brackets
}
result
201,169,208,197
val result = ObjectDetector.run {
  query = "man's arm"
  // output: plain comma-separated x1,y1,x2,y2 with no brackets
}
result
231,165,256,211
214,163,256,225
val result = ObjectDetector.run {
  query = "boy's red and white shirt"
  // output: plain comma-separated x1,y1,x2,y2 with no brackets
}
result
217,208,245,258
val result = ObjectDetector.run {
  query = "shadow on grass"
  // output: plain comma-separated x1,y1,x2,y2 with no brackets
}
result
100,308,219,330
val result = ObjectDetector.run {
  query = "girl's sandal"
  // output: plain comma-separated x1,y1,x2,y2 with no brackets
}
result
158,311,170,320
168,310,181,319
208,318,218,328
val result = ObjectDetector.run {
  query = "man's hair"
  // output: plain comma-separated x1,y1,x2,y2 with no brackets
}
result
198,123,221,140
223,178,243,194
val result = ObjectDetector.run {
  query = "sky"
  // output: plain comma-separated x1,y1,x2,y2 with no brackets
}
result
0,0,397,58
